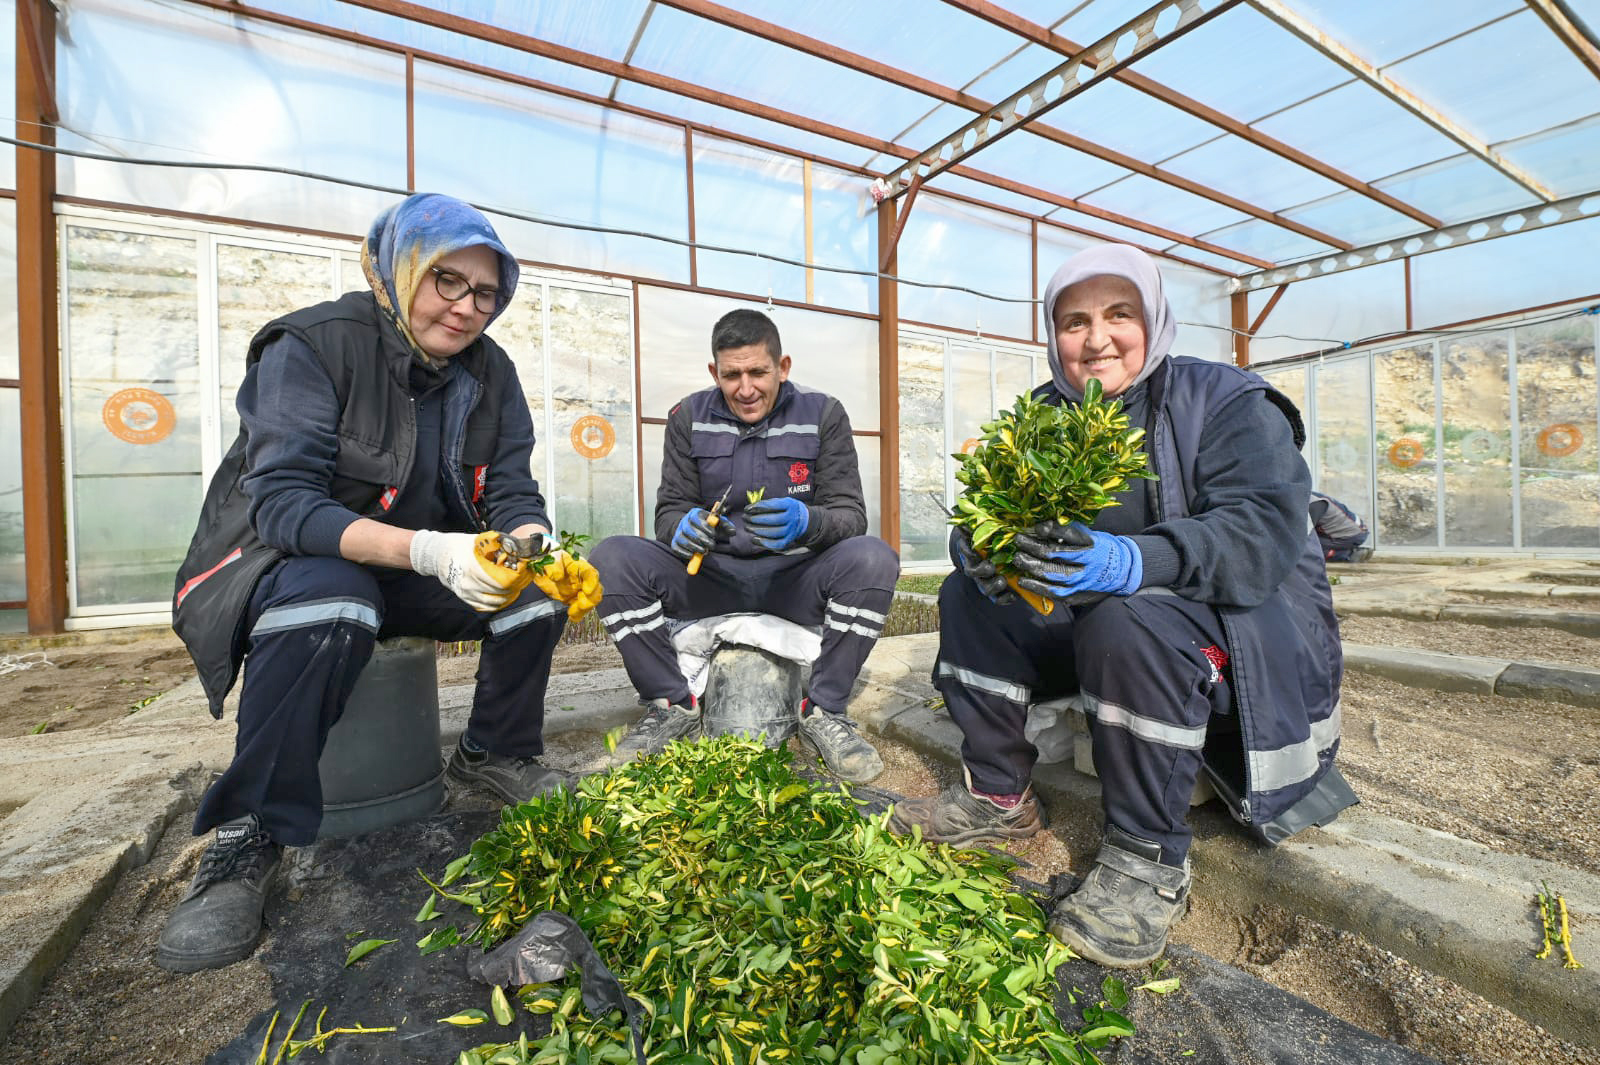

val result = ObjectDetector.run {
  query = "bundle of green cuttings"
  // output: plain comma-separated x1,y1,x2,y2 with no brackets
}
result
950,379,1154,610
416,736,1134,1064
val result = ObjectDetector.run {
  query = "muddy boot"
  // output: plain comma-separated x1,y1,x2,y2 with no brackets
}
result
887,766,1045,846
155,814,283,973
796,699,884,783
606,695,701,767
1047,825,1190,968
447,740,574,804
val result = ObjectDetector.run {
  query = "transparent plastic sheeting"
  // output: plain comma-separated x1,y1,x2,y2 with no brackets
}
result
1256,306,1600,553
635,285,880,432
413,61,690,285
57,0,405,236
1245,260,1407,365
0,388,21,602
0,200,15,380
896,196,1033,342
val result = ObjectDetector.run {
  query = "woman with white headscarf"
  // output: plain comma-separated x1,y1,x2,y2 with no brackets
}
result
891,244,1351,968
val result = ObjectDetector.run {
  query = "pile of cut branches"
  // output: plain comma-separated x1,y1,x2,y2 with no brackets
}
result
417,737,1132,1064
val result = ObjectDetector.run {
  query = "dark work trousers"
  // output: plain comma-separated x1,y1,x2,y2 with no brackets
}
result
193,555,567,846
589,535,900,713
934,573,1233,865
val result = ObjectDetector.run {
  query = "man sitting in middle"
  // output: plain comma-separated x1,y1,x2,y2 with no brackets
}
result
589,308,898,783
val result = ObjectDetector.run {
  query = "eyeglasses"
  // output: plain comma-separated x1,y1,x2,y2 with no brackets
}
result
430,267,500,314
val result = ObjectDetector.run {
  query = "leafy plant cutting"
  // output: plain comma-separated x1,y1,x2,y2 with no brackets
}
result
415,737,1136,1064
948,379,1154,615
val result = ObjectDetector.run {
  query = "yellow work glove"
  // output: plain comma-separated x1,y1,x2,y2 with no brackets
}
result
530,550,603,623
410,530,526,612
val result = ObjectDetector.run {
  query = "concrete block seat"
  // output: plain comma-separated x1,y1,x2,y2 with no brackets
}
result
316,636,446,839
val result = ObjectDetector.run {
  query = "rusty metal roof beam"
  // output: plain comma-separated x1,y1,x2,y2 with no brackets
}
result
1251,0,1557,203
1525,0,1600,81
941,0,1441,228
657,0,1351,252
1227,188,1600,292
881,0,1241,197
242,0,1264,266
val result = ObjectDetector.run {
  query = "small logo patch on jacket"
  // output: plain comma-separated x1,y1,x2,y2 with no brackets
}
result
1201,644,1229,683
789,461,809,484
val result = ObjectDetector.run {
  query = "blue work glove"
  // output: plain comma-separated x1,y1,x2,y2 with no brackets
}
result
669,507,724,560
1012,521,1142,601
745,496,811,551
951,526,1016,606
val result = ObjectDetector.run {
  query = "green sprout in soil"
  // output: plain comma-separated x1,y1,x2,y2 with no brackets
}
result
949,380,1154,612
417,736,1131,1064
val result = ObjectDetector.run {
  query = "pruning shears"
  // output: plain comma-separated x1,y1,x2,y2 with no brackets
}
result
687,485,732,576
473,530,550,582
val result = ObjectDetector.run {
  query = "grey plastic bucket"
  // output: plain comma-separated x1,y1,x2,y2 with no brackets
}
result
700,644,802,746
317,636,447,839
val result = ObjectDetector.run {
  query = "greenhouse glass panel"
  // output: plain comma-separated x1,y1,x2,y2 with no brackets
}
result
1373,155,1537,227
964,43,1064,105
64,227,202,609
489,287,547,472
897,196,1036,341
1050,78,1219,163
58,0,404,235
1516,317,1599,549
0,201,15,378
0,389,20,604
1194,217,1333,265
856,437,882,539
943,128,1131,203
1313,357,1372,527
617,82,875,170
1411,218,1600,330
950,346,993,460
898,334,949,564
1441,331,1512,548
1130,6,1347,122
1244,261,1406,364
414,63,689,283
215,244,337,447
548,288,638,543
1253,82,1460,182
0,0,12,190
337,255,364,297
1387,11,1599,145
1285,0,1522,66
995,351,1038,412
1495,116,1600,200
1082,175,1250,243
641,422,664,535
808,161,877,314
1163,262,1231,363
925,172,1066,219
1281,191,1419,249
1042,213,1163,259
1374,345,1440,548
692,137,808,304
1162,137,1342,213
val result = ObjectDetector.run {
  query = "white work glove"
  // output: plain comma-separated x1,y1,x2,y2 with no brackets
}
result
409,529,516,613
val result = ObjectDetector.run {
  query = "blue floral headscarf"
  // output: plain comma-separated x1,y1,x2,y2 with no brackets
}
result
360,193,520,366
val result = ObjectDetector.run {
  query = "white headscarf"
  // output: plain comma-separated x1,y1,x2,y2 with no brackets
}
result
1041,244,1177,403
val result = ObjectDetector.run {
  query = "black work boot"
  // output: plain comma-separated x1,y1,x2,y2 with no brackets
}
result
1047,825,1191,968
605,695,700,768
155,814,283,973
796,699,884,783
888,766,1045,845
448,741,574,804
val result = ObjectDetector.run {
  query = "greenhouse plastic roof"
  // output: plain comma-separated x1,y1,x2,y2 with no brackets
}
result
211,0,1600,279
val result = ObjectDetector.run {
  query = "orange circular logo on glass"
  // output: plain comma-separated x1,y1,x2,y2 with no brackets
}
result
102,387,176,445
1386,437,1423,468
570,414,616,460
1536,422,1582,458
960,438,980,455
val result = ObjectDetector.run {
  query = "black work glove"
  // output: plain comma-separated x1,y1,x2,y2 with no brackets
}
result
1011,520,1109,608
951,526,1016,606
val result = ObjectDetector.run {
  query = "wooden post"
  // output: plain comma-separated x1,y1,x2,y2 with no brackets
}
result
876,198,900,553
17,0,64,633
1231,290,1250,368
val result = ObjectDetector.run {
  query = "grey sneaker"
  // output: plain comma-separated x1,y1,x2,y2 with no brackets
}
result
1047,825,1191,968
155,814,283,973
796,700,884,783
448,742,574,804
606,695,700,767
888,766,1045,845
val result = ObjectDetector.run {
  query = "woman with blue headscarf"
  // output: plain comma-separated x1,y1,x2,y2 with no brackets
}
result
891,244,1352,970
163,194,599,973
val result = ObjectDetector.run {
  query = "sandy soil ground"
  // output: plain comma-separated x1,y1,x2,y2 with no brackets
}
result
2,615,1598,1064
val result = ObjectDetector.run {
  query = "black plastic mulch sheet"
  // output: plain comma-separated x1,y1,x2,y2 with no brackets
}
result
208,806,1442,1065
